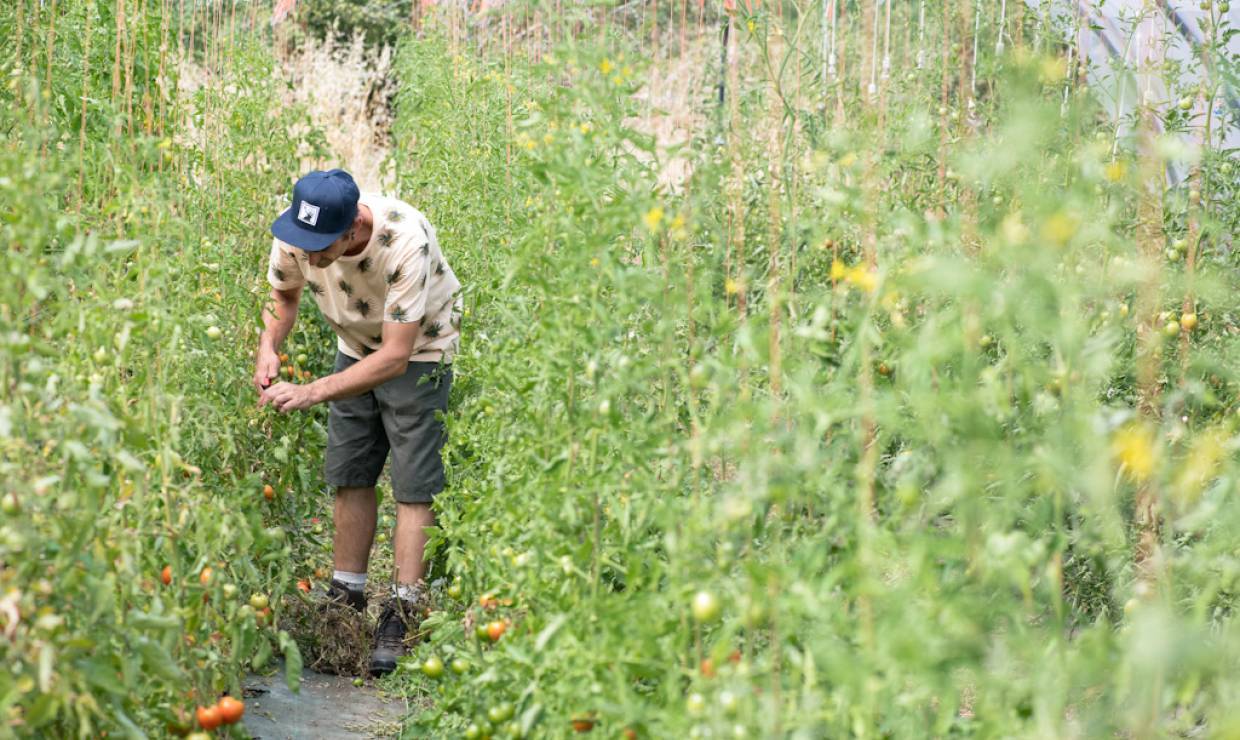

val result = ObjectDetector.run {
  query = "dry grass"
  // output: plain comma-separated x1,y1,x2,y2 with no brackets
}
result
273,30,398,191
280,590,375,676
279,576,444,677
624,36,711,194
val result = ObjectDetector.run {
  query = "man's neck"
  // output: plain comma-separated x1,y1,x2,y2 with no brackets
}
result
344,204,373,256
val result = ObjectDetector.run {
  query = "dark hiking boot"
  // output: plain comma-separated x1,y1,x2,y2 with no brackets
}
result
369,598,419,676
318,578,366,613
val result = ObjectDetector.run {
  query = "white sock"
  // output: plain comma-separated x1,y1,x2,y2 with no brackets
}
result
333,570,367,590
394,582,423,603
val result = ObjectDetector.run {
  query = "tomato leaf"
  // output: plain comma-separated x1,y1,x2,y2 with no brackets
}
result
279,630,304,693
534,614,567,651
519,702,543,736
132,636,185,683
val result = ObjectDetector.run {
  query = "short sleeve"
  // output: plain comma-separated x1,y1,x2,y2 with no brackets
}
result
382,232,430,325
267,238,305,291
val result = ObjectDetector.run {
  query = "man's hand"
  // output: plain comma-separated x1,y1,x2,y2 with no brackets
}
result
254,349,281,392
258,381,321,412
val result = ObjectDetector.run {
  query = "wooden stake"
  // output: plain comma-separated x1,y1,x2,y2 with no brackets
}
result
77,1,94,210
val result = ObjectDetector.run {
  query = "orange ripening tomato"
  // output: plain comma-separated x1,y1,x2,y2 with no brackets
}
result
216,696,245,724
297,579,311,592
161,565,172,586
571,716,595,732
195,705,222,730
486,620,507,642
199,566,213,587
263,484,275,501
699,658,716,678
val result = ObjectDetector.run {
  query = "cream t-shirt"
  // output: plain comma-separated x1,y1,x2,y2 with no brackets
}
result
267,193,462,363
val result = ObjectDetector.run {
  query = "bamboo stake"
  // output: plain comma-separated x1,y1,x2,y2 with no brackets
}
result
114,0,125,120
1132,0,1164,593
124,0,140,139
834,2,847,124
44,0,58,96
996,0,1007,54
916,0,925,69
15,0,24,75
726,11,746,318
77,1,94,210
937,2,950,217
157,0,170,142
766,27,783,397
864,0,878,102
878,0,892,131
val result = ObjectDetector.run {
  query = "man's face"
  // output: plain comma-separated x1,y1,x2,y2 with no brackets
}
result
304,232,351,269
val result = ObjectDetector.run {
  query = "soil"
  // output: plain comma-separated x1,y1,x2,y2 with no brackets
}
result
243,661,406,739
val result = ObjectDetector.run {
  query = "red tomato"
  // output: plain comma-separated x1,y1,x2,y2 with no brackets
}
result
161,565,172,586
216,696,245,724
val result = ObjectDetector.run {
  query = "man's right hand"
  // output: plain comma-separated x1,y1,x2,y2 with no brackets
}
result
254,349,281,393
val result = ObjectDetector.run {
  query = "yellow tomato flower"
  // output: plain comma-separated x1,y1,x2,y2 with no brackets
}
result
1112,423,1157,482
643,206,664,232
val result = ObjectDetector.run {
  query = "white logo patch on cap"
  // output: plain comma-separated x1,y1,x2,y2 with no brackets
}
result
297,201,321,226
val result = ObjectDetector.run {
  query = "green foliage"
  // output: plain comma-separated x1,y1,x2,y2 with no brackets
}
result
296,0,414,49
0,3,332,734
385,6,1240,739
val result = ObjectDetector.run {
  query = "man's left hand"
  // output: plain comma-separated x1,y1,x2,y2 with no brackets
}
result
259,381,321,412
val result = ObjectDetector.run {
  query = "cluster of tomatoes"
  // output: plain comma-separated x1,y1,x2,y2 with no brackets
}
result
192,695,245,735
277,351,312,382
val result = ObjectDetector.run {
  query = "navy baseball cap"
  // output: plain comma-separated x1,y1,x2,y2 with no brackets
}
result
270,169,360,252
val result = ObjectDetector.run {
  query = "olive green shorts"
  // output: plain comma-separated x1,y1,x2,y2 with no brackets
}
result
324,352,452,504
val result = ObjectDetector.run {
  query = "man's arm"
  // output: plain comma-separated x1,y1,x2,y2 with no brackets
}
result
254,287,301,390
260,287,302,354
308,322,422,403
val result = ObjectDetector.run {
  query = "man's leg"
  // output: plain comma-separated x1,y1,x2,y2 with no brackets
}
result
393,501,434,589
334,485,378,573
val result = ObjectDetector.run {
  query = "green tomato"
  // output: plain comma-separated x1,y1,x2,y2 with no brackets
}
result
249,593,270,610
1164,321,1181,338
206,326,222,340
447,581,463,599
451,658,470,675
488,702,514,723
421,656,445,679
691,591,721,623
476,623,491,641
688,364,710,390
686,692,706,716
464,724,482,740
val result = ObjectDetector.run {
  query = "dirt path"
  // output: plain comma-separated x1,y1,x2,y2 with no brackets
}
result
243,663,406,739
